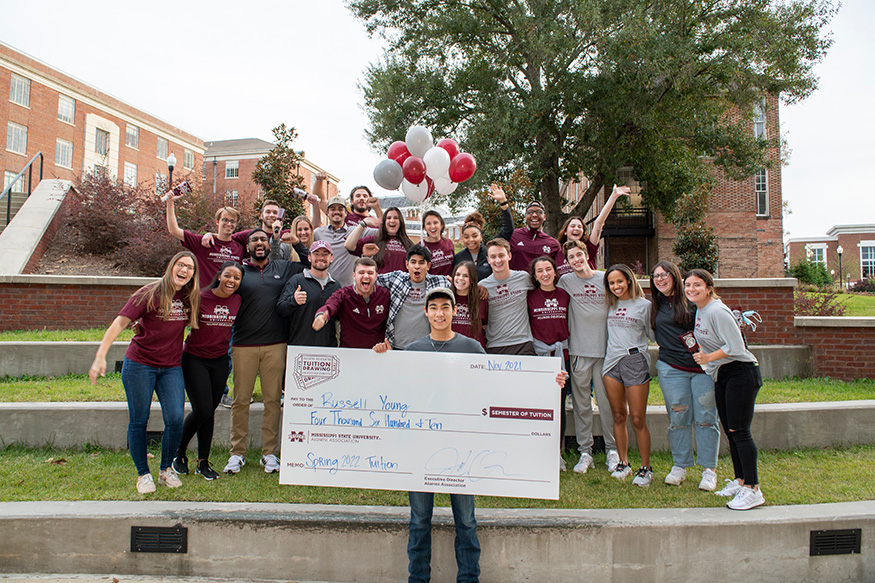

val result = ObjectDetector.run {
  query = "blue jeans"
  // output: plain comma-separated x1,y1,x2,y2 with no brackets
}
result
122,357,185,476
656,360,720,469
408,491,480,583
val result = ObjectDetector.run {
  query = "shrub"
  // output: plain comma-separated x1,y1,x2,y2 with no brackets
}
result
789,259,832,287
65,171,137,255
669,186,718,273
849,279,875,294
794,289,848,316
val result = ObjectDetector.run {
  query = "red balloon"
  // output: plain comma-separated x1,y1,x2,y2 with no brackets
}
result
402,156,427,185
448,153,477,183
425,176,435,200
387,141,411,165
437,138,460,160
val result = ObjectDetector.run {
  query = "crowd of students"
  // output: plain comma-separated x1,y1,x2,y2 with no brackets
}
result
88,180,764,517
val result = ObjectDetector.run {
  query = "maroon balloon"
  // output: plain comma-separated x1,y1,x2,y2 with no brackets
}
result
387,141,411,165
425,176,435,200
448,153,477,183
402,156,427,185
436,138,460,160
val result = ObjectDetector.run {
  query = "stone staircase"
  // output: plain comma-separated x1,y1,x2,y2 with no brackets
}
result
0,189,29,231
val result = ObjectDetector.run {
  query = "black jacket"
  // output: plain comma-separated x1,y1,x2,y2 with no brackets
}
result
276,270,341,347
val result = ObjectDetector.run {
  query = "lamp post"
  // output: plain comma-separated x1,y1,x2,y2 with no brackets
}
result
837,245,844,290
167,153,177,189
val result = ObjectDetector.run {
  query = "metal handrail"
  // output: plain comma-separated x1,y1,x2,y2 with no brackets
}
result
2,151,44,225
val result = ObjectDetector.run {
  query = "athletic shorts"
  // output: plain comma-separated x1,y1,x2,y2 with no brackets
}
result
604,352,651,387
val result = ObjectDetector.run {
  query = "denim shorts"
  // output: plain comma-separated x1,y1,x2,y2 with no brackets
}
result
604,352,651,386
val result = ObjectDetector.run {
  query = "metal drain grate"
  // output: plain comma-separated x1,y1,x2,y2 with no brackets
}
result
809,528,861,556
131,525,188,553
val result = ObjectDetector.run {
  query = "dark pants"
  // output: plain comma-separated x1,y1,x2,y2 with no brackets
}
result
715,361,762,486
178,352,229,460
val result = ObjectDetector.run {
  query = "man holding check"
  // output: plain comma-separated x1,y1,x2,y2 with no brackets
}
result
375,287,567,583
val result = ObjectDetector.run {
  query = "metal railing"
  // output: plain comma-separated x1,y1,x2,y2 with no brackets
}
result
1,151,44,226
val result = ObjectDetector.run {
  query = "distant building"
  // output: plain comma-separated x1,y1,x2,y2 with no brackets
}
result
786,224,875,284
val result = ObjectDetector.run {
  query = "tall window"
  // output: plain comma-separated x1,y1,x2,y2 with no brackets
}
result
9,74,30,107
4,171,27,194
95,128,110,156
156,137,169,160
808,246,825,265
861,244,875,280
755,169,768,216
753,100,766,140
225,190,238,205
58,95,75,124
7,122,27,155
124,162,138,187
225,160,239,179
56,139,73,168
183,148,194,170
126,124,139,149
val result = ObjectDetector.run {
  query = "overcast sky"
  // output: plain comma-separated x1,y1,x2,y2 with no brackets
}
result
2,0,870,240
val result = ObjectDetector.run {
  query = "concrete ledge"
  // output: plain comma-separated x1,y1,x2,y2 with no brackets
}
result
639,277,798,289
795,316,875,327
0,274,156,285
2,400,873,453
0,180,72,275
1,500,871,582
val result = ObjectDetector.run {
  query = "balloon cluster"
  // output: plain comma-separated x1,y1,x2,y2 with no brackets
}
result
373,126,477,203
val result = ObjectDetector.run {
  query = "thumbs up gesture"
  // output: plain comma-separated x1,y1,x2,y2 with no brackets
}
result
294,284,307,305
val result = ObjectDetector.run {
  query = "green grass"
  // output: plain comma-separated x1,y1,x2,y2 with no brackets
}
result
838,293,875,317
648,376,875,406
1,444,872,507
0,328,135,342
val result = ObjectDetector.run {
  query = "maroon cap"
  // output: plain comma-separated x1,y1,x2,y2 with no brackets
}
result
309,240,333,254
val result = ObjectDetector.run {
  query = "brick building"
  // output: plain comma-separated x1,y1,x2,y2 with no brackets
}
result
785,224,875,285
0,41,204,216
565,94,784,277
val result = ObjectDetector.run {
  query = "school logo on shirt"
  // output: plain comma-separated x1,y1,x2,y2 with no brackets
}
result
496,284,509,296
544,298,559,309
214,305,230,318
375,304,385,314
542,245,551,253
219,246,234,256
293,354,340,391
616,308,627,317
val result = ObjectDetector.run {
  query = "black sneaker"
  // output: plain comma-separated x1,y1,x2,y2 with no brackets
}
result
196,460,220,481
171,456,189,475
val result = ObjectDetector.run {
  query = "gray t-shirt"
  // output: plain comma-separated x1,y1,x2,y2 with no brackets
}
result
480,270,534,348
393,281,429,349
313,224,377,288
693,299,758,380
603,297,655,374
405,332,487,355
558,271,607,357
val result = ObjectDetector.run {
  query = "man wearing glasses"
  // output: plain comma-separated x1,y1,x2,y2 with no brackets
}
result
509,201,564,271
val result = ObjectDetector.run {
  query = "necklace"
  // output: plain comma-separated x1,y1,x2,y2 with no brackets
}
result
429,333,454,352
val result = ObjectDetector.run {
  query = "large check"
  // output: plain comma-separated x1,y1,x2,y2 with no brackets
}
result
279,346,561,500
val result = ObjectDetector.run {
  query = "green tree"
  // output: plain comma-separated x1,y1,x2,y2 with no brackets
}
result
670,186,718,273
789,259,832,287
252,124,306,222
348,0,836,233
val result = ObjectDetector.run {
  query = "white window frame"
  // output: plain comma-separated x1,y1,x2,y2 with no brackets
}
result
9,73,30,107
126,124,139,149
156,137,169,160
225,160,239,179
124,162,138,187
7,122,27,155
58,95,75,124
183,149,195,170
859,241,875,280
805,243,827,266
4,170,27,194
755,168,768,216
225,190,239,206
95,128,110,156
56,138,73,169
753,100,766,140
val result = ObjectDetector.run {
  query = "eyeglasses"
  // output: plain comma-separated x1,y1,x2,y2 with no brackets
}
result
219,218,237,225
525,209,545,216
651,272,670,281
175,262,195,272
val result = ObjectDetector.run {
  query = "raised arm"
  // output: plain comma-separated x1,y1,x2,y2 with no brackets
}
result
89,315,132,384
345,222,368,253
165,195,185,241
369,195,383,220
313,172,329,219
488,183,514,240
589,185,630,245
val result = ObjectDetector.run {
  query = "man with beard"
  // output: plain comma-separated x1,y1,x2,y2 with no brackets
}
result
313,195,377,288
276,240,341,347
508,200,563,272
312,257,390,349
223,227,306,476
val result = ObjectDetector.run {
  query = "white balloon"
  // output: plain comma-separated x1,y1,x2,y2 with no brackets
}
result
423,146,451,180
373,159,404,190
405,125,434,158
401,178,429,202
434,175,458,195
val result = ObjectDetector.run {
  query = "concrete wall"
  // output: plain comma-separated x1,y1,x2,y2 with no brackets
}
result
0,179,72,275
2,500,872,582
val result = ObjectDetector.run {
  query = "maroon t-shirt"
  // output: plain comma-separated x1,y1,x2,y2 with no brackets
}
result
344,211,371,228
509,227,564,272
423,238,455,276
557,239,599,275
184,289,242,360
317,285,391,348
528,287,571,357
354,235,408,274
120,288,190,368
182,230,245,287
452,292,488,349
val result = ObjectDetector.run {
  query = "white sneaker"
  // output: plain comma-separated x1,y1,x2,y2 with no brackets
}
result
560,456,567,471
727,486,765,510
632,466,653,488
158,468,182,488
699,469,718,491
611,462,632,480
606,449,620,473
664,465,687,486
573,453,594,474
715,478,742,497
136,474,156,494
261,454,280,474
224,454,245,474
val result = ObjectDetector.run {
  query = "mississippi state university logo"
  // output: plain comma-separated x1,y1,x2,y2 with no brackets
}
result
293,354,340,391
288,430,305,443
496,284,509,296
214,304,230,318
544,298,559,308
542,245,551,253
375,304,385,314
616,307,627,317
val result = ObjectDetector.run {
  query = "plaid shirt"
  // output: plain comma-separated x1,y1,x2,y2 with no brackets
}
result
376,271,450,346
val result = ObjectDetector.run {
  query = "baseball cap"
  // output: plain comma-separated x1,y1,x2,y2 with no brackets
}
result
309,240,332,254
425,287,455,307
326,196,348,210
